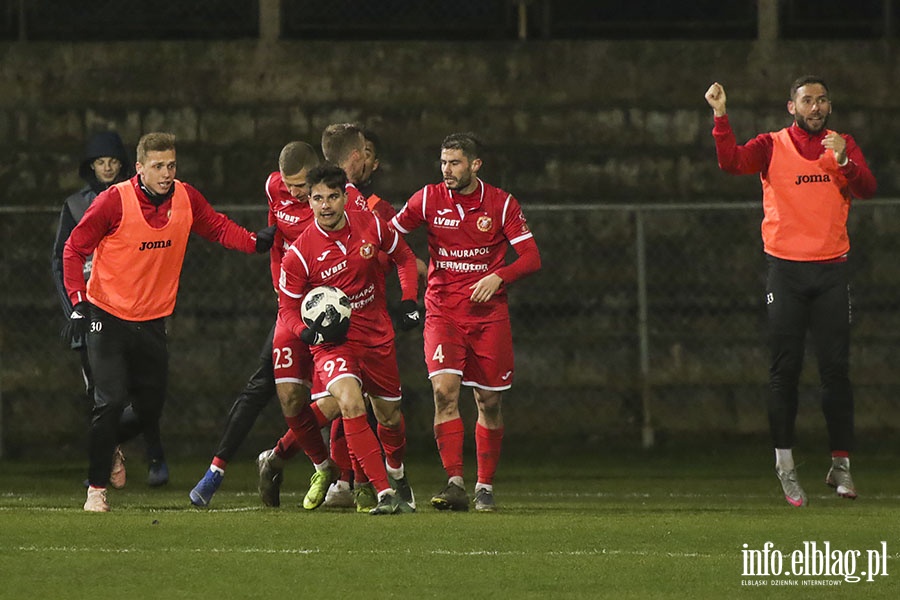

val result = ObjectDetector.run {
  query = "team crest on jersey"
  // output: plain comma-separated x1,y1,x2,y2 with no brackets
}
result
359,243,376,259
477,216,492,232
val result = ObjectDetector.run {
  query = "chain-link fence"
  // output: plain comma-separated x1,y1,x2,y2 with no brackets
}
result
1,1,896,41
3,0,259,40
3,201,900,459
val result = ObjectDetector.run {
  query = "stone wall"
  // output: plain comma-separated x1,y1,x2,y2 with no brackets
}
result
2,40,898,207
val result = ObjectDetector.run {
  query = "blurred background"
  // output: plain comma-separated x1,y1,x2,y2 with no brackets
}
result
2,0,900,459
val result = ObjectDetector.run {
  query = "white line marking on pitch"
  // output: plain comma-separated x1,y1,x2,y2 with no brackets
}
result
6,545,734,559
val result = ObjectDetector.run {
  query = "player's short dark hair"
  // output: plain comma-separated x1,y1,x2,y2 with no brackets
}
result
790,75,829,100
441,132,482,161
321,123,364,165
307,162,347,191
136,132,176,164
361,126,381,157
279,141,319,176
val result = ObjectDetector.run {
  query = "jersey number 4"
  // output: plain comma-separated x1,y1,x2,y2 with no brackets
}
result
432,344,445,364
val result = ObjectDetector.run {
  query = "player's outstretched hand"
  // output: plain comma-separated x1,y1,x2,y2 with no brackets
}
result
704,82,727,117
255,225,277,253
398,299,422,331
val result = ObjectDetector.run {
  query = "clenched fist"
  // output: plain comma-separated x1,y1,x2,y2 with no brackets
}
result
705,82,727,117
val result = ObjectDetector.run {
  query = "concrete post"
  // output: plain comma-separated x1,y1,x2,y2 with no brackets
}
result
259,0,281,42
757,0,779,44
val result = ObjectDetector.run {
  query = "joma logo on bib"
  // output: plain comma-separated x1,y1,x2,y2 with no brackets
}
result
795,174,831,185
138,240,173,251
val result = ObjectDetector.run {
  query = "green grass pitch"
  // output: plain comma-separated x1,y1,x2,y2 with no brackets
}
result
1,442,898,599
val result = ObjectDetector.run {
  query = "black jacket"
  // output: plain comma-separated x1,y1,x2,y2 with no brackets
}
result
52,131,133,347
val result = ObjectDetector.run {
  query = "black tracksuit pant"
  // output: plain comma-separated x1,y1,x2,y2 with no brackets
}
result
86,306,167,487
77,346,163,461
765,255,854,452
212,322,277,462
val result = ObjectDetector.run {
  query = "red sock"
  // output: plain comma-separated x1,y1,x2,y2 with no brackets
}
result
377,414,406,471
274,428,299,460
475,422,504,485
343,414,388,493
330,419,352,480
211,457,227,471
434,418,465,479
350,448,367,484
284,403,328,464
310,401,330,428
832,450,850,458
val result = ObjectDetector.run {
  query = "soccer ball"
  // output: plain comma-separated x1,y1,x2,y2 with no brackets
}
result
301,285,351,330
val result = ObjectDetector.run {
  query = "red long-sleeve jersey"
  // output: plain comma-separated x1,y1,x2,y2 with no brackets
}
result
392,178,541,323
712,116,876,200
266,171,316,290
63,176,258,307
278,210,418,346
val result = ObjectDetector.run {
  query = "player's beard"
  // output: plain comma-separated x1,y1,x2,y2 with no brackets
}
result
445,171,472,191
795,112,828,134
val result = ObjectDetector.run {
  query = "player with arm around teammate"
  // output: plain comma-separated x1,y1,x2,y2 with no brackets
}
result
704,77,876,507
279,163,421,515
64,132,277,512
391,132,541,512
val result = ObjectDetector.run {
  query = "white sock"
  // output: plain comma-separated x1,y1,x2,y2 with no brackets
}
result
386,462,405,480
775,448,795,472
209,465,225,475
475,482,493,493
314,459,332,472
449,475,465,489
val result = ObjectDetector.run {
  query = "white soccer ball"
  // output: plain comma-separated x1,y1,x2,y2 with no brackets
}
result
301,285,351,329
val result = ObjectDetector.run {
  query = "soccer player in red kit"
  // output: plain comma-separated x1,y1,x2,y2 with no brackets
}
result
279,163,420,515
189,141,338,509
391,132,541,512
262,123,423,512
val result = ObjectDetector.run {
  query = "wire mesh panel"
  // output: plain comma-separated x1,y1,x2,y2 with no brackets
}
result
17,0,259,41
541,0,757,40
2,1,898,42
781,0,896,39
282,0,517,40
2,201,900,458
0,0,17,40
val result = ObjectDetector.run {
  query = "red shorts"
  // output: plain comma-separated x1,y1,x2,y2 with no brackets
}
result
423,313,514,391
272,317,315,388
311,338,402,401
